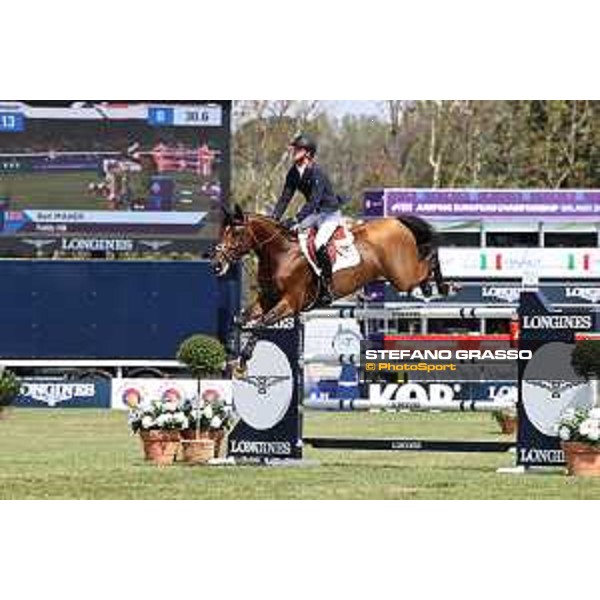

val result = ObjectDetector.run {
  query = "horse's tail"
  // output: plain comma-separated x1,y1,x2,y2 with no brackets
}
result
397,215,449,296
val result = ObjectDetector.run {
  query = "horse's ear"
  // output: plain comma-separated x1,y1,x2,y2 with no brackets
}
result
233,204,244,222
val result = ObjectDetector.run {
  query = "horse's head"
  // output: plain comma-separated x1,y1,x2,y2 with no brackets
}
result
211,204,254,277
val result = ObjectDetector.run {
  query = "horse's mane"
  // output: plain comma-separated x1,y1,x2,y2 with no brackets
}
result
245,213,296,240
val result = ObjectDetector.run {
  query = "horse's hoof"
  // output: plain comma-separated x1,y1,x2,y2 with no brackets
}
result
232,362,248,379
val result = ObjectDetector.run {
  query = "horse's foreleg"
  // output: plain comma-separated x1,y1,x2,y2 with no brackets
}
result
256,297,295,327
239,300,265,326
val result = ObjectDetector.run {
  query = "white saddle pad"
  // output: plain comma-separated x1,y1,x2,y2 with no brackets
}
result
298,223,361,276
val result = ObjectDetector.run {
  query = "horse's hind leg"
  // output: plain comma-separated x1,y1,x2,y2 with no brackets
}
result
429,250,451,296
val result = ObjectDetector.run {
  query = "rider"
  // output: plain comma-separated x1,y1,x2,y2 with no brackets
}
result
272,133,344,304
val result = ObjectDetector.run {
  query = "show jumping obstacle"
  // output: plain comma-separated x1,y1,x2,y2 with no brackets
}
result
226,290,597,471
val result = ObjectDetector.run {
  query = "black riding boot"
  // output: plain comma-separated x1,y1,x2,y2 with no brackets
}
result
316,246,334,305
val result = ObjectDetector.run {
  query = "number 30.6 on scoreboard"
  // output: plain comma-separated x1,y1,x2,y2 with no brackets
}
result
148,105,222,127
0,112,25,132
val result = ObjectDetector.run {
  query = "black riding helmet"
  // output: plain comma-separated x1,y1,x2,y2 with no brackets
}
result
290,133,317,157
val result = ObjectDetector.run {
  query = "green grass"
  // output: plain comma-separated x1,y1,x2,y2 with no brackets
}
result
1,408,599,499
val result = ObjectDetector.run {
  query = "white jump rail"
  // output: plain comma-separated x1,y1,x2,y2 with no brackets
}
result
302,305,517,321
303,398,516,412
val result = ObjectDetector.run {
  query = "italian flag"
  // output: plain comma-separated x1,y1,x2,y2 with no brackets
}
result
480,253,503,271
568,253,591,271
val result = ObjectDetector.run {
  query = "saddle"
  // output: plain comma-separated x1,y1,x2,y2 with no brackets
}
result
298,221,360,276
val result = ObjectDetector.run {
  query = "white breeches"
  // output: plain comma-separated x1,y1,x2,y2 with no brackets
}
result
299,210,343,249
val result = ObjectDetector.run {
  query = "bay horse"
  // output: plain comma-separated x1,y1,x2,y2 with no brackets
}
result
212,204,451,330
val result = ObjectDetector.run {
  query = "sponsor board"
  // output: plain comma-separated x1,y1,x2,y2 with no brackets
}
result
516,292,595,466
111,378,199,410
14,378,111,408
315,379,517,405
228,321,302,460
0,236,208,257
199,379,233,407
481,286,522,303
440,248,600,278
364,189,600,220
374,279,600,305
565,286,600,303
367,382,517,404
61,238,135,252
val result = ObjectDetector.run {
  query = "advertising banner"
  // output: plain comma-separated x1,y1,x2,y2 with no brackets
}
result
372,279,600,305
111,378,199,410
364,189,600,221
439,248,600,278
14,378,111,408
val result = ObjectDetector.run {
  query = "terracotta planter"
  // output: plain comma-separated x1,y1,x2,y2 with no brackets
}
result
562,441,600,477
181,428,227,459
209,429,227,458
180,430,215,464
140,430,181,466
494,413,517,435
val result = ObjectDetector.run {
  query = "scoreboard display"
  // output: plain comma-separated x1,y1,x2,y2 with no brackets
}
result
0,112,25,132
0,101,231,258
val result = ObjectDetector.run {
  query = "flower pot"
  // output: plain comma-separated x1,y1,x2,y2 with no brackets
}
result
140,430,181,466
209,429,227,458
181,428,210,441
181,437,215,464
494,413,518,435
562,441,600,477
180,429,215,464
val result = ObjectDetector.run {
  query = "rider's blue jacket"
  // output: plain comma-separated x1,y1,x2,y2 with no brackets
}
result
272,163,342,222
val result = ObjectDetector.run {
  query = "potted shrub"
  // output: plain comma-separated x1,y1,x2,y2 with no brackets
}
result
558,407,600,476
0,367,21,420
492,406,518,435
176,334,227,379
129,399,189,465
571,339,600,383
180,392,234,463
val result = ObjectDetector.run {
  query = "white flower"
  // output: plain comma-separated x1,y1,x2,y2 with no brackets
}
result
156,414,170,428
138,400,152,412
165,401,179,413
180,417,189,430
558,426,571,441
588,428,600,442
203,405,214,420
588,408,600,420
579,420,592,437
141,416,154,429
210,416,222,429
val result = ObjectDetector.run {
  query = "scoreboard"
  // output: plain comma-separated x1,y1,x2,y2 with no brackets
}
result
0,101,231,258
0,112,25,132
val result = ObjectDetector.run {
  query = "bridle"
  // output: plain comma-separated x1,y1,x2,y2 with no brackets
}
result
215,215,290,265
